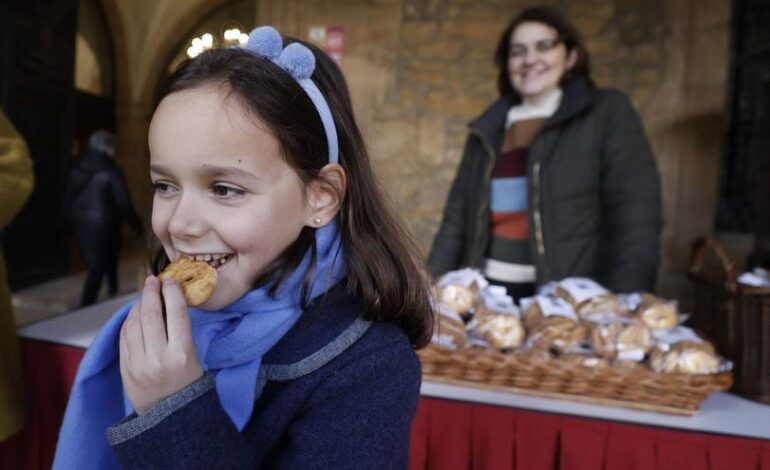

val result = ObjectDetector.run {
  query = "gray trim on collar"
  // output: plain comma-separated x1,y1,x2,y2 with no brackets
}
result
257,317,371,389
106,373,215,445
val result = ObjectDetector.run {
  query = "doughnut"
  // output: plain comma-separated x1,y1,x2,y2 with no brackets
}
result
158,257,217,306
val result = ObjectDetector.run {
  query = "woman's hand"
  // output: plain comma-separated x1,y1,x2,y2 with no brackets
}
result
120,276,204,414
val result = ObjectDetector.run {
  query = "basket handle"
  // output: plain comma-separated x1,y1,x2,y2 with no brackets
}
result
689,236,737,282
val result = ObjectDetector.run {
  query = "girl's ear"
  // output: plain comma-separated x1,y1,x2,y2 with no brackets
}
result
305,163,346,227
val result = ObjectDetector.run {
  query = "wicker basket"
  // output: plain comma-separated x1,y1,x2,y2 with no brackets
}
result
688,236,770,405
418,344,733,416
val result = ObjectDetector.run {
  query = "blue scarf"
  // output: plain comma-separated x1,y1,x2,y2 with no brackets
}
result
53,223,345,470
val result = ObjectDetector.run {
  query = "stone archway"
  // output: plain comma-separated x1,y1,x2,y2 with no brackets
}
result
98,0,232,218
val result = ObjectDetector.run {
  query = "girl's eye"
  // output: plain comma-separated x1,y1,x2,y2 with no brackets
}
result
212,184,245,199
151,181,176,194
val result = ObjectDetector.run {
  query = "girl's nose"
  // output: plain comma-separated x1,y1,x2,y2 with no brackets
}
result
167,194,207,239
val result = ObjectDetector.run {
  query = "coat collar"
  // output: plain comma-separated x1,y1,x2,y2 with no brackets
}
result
469,77,596,143
262,282,368,368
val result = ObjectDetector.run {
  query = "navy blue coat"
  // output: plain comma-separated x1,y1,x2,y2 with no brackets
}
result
106,289,421,469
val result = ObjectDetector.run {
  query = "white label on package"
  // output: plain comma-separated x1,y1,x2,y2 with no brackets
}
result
431,333,459,349
480,288,519,315
559,277,608,304
535,295,578,320
653,326,702,345
438,268,489,289
616,348,645,362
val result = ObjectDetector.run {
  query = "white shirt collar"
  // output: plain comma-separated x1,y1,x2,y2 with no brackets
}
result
505,88,563,128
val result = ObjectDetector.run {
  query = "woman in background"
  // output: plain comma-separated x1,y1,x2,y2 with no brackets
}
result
428,6,662,299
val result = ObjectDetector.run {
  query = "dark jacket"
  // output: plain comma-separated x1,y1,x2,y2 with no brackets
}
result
63,149,142,235
106,288,421,469
427,78,662,293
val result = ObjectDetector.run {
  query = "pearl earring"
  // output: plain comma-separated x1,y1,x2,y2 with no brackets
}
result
313,217,322,226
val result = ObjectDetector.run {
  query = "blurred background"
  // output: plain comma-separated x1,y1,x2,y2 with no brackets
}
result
1,0,767,321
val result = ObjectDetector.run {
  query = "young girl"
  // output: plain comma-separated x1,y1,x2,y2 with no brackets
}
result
54,26,432,469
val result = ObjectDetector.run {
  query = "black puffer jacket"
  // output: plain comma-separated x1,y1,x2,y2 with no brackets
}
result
63,149,143,235
427,78,662,293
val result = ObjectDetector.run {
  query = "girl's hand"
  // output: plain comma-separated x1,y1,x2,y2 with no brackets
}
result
120,276,204,414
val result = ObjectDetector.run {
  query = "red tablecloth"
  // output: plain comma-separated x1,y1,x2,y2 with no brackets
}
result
0,340,83,469
3,339,770,469
409,398,770,469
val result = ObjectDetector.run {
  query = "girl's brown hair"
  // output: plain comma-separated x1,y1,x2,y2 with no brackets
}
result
152,39,433,348
494,6,593,97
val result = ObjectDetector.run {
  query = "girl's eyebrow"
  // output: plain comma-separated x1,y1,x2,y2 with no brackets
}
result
200,164,261,182
150,164,172,176
150,163,261,182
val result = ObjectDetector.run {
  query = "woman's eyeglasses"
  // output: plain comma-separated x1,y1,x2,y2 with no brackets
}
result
509,38,562,58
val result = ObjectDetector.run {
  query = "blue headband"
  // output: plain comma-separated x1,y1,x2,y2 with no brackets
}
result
245,26,339,164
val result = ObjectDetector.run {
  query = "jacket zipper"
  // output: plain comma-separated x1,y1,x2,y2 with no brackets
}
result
469,128,496,266
532,159,546,265
470,128,548,279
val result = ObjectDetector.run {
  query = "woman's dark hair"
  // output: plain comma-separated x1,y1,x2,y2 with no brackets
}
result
151,39,433,348
494,6,593,97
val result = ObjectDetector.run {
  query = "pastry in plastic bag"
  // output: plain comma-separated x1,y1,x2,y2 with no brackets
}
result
650,340,719,374
438,284,477,315
577,294,626,319
525,316,586,353
589,318,652,360
521,299,545,330
431,303,467,349
436,268,487,316
553,277,609,308
471,309,526,351
521,295,577,330
635,293,678,330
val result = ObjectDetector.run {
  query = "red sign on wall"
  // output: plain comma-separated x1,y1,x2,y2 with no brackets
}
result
325,26,344,65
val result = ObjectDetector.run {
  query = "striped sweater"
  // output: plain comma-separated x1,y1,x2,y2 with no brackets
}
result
484,89,562,283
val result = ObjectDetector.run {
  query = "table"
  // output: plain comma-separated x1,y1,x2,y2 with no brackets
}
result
3,296,770,469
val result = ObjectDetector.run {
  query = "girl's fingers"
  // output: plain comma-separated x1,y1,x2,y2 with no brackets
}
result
161,278,194,350
139,276,167,357
123,302,145,360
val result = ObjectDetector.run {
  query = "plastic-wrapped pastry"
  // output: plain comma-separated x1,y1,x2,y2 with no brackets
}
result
577,294,626,319
436,268,488,316
469,289,525,351
430,303,467,349
525,316,586,353
521,299,544,330
520,295,577,330
470,310,526,351
635,293,678,330
649,341,719,374
588,317,652,360
553,277,609,308
438,284,477,315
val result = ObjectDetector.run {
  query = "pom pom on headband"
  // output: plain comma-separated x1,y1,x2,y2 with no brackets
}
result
245,26,282,59
279,43,315,80
244,26,338,164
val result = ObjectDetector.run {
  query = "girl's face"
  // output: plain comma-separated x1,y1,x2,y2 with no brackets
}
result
149,84,313,310
508,21,576,102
